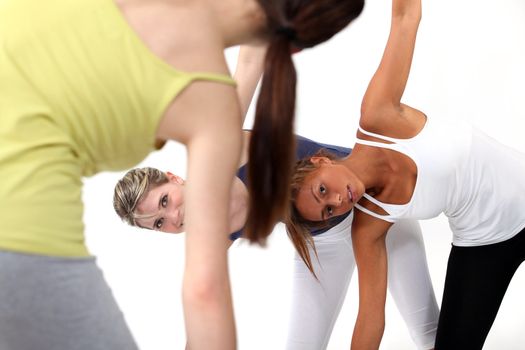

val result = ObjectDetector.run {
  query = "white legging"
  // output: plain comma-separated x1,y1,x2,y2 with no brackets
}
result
286,213,438,349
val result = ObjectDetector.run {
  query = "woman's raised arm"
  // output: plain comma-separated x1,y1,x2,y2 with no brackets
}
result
234,45,266,121
360,0,422,127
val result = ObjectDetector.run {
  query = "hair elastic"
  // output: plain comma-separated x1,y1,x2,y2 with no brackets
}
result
276,26,297,41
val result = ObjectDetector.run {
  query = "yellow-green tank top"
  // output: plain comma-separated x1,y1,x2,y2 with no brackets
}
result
0,0,236,256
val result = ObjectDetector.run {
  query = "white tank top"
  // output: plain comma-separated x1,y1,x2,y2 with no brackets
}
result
354,116,525,246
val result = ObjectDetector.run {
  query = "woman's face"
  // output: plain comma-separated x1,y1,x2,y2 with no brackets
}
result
135,173,186,233
295,157,364,222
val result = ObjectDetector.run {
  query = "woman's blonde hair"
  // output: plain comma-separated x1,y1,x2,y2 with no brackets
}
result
113,167,169,227
285,149,340,278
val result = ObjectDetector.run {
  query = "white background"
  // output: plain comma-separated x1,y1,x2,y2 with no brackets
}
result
83,0,525,348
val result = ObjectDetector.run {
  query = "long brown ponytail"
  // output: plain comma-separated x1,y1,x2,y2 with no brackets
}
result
245,0,364,244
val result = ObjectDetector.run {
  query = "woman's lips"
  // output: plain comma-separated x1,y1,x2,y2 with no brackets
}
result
347,186,354,203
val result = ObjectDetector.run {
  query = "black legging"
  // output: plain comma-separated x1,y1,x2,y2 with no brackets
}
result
435,227,525,349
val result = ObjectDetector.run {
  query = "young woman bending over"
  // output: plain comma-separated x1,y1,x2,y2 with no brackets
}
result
288,0,525,348
0,1,363,349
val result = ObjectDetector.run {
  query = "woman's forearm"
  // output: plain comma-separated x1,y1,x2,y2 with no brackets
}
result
392,0,421,22
234,45,266,120
183,268,236,349
351,216,390,349
183,173,238,350
351,312,385,349
183,176,238,350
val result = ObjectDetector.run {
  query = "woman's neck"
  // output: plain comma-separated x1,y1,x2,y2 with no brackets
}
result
206,0,267,47
115,0,267,51
343,144,393,193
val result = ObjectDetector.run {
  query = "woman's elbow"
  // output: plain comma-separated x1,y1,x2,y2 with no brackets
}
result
392,1,422,24
184,278,223,301
359,104,384,131
183,273,229,309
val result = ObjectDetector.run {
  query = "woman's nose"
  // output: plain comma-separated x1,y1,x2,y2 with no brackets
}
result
170,208,181,226
330,193,342,206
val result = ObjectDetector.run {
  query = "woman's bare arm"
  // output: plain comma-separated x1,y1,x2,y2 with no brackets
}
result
232,45,266,165
234,45,267,122
351,212,393,349
360,0,422,130
156,62,242,348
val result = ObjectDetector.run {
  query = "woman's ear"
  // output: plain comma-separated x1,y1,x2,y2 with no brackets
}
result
166,171,185,185
309,156,332,166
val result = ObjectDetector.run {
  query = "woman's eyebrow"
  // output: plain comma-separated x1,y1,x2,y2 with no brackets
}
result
310,185,324,220
157,193,164,210
310,185,321,204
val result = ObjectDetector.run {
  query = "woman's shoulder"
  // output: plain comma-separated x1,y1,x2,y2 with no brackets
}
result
359,104,427,140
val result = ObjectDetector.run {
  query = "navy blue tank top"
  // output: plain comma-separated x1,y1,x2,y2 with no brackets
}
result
230,135,352,240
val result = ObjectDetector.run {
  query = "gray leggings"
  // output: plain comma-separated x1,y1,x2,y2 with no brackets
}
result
0,250,139,350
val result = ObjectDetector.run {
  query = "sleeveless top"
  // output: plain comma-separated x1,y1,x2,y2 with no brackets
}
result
229,135,352,240
354,116,525,246
0,0,236,256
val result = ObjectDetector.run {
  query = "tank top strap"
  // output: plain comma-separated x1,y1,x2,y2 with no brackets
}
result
354,202,396,223
358,126,402,143
361,193,385,208
186,71,237,86
355,137,401,152
355,126,413,158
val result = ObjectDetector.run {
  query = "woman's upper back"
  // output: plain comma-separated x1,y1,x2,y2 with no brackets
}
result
0,0,239,256
1,0,243,175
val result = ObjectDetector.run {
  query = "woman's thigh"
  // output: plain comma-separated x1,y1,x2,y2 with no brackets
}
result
435,229,525,350
0,250,138,350
386,220,439,349
286,218,439,350
286,217,355,350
